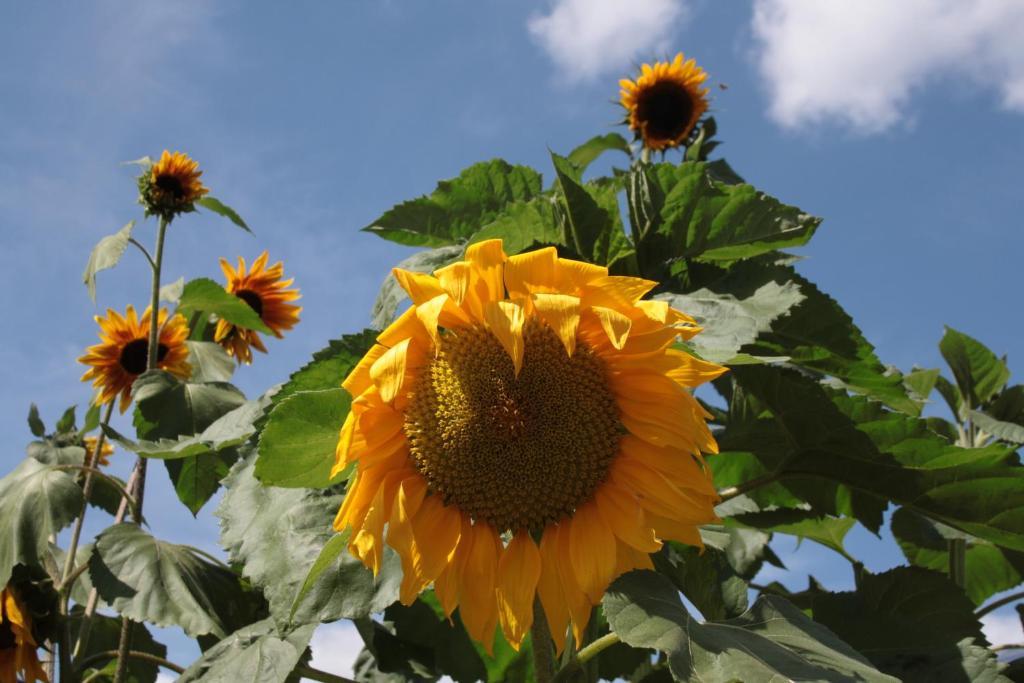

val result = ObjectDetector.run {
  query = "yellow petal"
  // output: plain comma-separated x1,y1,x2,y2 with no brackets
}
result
496,531,541,650
555,521,593,645
584,276,656,308
504,247,559,297
568,501,617,604
536,529,570,656
331,411,357,478
409,493,463,585
387,477,429,605
393,268,445,304
369,338,410,404
532,293,580,356
594,484,662,553
415,294,447,350
466,239,507,304
484,300,525,376
458,522,501,654
589,305,632,350
556,257,607,292
435,261,472,308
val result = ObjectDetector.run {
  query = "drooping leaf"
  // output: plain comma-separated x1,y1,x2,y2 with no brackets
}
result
567,132,632,172
27,403,45,437
218,454,401,625
176,618,315,683
810,566,990,680
166,449,240,515
83,221,134,302
185,340,236,383
971,409,1024,444
159,275,185,305
176,278,271,334
0,458,84,587
256,388,350,488
363,159,542,247
891,507,1024,605
657,280,804,364
468,197,563,257
550,152,630,266
132,370,246,441
196,196,251,232
88,523,257,638
904,367,941,404
26,437,85,467
70,608,168,683
604,570,896,682
370,246,464,329
940,326,1010,408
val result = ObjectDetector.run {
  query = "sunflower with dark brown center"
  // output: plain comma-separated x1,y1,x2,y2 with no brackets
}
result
214,251,301,365
620,52,709,152
78,305,191,413
0,587,47,683
138,150,209,218
332,240,725,654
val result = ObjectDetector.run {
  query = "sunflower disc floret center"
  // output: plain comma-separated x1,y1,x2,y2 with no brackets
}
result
404,320,622,532
118,339,169,375
637,80,694,141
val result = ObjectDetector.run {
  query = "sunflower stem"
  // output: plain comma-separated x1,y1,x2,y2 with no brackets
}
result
113,215,169,683
531,597,555,683
717,471,780,502
57,399,114,683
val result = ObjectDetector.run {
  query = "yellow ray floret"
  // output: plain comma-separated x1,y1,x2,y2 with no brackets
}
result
78,306,191,413
620,52,710,151
0,587,48,683
332,240,726,653
141,150,209,217
83,436,114,467
214,251,302,365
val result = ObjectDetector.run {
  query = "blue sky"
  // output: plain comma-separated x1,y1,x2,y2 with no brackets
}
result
2,1,1022,677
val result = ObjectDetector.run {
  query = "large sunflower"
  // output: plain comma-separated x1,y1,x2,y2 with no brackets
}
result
78,306,191,413
214,251,301,365
0,587,47,683
332,240,725,653
620,53,709,152
139,150,209,218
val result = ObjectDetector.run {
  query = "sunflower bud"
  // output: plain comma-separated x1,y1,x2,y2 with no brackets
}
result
138,150,209,219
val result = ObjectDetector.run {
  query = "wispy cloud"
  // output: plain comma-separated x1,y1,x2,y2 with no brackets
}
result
751,0,1024,133
528,0,689,83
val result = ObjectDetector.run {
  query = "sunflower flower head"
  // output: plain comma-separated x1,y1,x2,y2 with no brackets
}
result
83,436,114,468
138,150,209,219
620,52,710,152
332,240,726,654
214,251,301,365
78,305,192,413
0,587,48,683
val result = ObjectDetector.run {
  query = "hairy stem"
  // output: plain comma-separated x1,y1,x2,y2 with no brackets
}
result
531,597,555,683
717,471,780,502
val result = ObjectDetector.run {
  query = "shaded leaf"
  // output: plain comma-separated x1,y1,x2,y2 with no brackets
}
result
567,132,632,172
550,152,629,266
165,449,239,515
70,608,167,683
132,370,246,441
940,326,1009,408
363,160,542,247
197,196,250,232
604,570,896,682
370,246,463,330
185,341,236,383
177,618,315,683
652,541,748,621
89,523,255,638
83,221,134,302
177,278,271,334
972,409,1024,444
56,405,77,434
256,388,350,488
27,404,45,437
468,197,563,257
0,458,84,587
736,511,858,563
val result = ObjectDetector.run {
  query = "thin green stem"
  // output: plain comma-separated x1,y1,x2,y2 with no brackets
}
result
113,215,169,683
976,589,1024,618
717,471,780,502
575,632,619,667
127,238,155,269
640,147,651,164
292,665,358,683
530,597,555,683
76,649,185,675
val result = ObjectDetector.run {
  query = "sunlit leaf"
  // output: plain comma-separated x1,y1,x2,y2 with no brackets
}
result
940,326,1010,408
256,389,350,488
185,340,236,383
176,618,315,683
271,330,376,407
196,196,250,232
176,278,271,334
566,132,631,172
83,221,134,302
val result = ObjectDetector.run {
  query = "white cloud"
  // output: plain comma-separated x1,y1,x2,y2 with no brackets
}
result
304,622,364,680
751,0,1024,132
981,611,1023,646
528,0,689,82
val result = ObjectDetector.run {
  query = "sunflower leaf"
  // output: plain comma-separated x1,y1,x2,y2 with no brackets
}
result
567,133,632,173
176,277,272,334
196,196,251,232
185,340,236,383
970,409,1024,444
0,458,84,587
550,152,631,266
939,326,1010,409
604,570,896,682
132,370,247,441
27,403,45,437
69,608,167,683
256,388,350,488
83,220,134,303
467,197,564,258
176,618,315,683
159,275,185,305
363,159,543,247
218,453,401,625
88,523,260,638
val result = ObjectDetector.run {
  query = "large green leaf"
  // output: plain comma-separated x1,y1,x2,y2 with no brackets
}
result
566,132,632,172
657,280,804,363
734,510,858,563
550,152,631,267
604,570,896,682
892,507,1024,605
971,409,1024,444
810,566,993,681
83,221,134,302
70,609,168,683
363,159,542,247
939,326,1010,408
176,278,272,334
176,618,315,683
132,370,246,441
89,523,260,638
185,341,236,383
218,455,400,625
627,162,819,273
0,458,84,587
652,541,748,621
165,449,240,515
272,330,376,407
371,246,464,329
468,197,564,257
256,388,350,488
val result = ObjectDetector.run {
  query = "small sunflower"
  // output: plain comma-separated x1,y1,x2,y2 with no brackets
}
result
138,150,209,218
0,587,47,683
214,251,301,365
332,240,725,653
78,306,191,413
620,52,709,152
83,436,114,468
